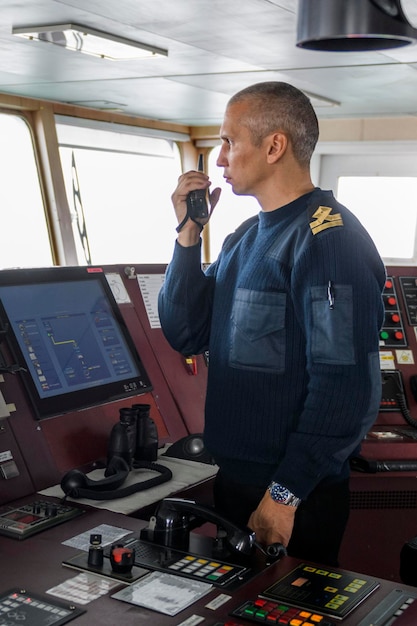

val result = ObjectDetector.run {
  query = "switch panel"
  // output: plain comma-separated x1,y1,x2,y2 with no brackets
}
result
379,277,407,348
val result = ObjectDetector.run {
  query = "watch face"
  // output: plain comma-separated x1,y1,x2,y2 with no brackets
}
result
277,489,290,502
270,483,291,502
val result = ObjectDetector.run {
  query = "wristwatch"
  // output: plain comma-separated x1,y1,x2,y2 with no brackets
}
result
268,481,301,507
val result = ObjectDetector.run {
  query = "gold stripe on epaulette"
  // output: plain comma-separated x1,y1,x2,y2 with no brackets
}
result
310,205,344,235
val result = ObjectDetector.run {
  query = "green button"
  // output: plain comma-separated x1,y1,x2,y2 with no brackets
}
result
244,606,257,615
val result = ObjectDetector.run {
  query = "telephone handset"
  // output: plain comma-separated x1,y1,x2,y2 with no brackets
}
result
60,404,172,500
142,497,286,560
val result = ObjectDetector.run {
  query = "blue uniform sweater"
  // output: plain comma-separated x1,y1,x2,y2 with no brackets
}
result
158,188,386,499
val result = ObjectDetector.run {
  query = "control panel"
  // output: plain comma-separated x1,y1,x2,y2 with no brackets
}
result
374,271,417,424
211,562,417,626
399,276,417,326
229,587,417,626
379,277,407,348
0,589,85,626
358,269,417,462
101,535,252,588
0,499,83,539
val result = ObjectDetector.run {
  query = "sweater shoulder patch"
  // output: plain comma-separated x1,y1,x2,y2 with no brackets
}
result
309,205,344,235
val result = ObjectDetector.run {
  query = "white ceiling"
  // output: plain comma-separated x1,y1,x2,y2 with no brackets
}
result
1,0,417,126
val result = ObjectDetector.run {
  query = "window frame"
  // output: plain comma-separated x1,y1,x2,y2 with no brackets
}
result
0,108,58,267
55,115,188,266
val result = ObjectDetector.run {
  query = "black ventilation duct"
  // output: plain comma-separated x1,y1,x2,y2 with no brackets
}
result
297,0,417,51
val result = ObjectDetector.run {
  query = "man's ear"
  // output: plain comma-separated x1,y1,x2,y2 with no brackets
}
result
266,132,288,163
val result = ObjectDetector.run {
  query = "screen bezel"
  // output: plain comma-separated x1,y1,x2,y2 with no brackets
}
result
0,266,153,420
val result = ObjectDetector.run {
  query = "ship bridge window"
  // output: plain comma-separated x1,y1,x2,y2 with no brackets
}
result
319,149,417,266
0,113,53,269
337,176,417,261
56,117,184,265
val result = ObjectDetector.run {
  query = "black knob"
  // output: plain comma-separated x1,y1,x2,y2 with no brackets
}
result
45,503,58,517
88,546,104,568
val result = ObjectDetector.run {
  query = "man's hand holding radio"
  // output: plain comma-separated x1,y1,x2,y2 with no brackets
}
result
172,170,221,246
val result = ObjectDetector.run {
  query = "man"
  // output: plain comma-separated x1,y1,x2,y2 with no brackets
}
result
158,82,385,566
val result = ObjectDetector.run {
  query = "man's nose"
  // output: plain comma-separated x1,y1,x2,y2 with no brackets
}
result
216,148,227,167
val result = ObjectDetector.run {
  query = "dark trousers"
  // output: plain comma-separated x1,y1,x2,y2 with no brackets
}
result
213,471,350,566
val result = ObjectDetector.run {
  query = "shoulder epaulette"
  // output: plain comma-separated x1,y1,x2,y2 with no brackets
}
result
309,205,344,235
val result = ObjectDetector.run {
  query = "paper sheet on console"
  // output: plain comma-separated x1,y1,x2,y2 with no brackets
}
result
39,446,217,514
137,273,165,328
112,571,213,616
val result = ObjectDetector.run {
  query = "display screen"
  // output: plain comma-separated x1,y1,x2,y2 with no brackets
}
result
0,266,152,419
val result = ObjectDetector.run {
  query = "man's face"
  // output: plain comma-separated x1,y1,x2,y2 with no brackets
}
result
217,101,271,198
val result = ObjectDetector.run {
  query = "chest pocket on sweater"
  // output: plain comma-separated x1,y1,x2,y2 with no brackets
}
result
230,288,286,373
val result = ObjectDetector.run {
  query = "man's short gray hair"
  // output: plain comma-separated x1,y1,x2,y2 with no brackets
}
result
228,81,319,167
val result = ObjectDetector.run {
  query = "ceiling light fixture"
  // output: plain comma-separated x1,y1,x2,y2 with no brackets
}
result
12,23,168,60
296,0,417,51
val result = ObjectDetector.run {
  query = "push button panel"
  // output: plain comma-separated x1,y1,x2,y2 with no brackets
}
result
380,277,407,347
232,598,336,625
